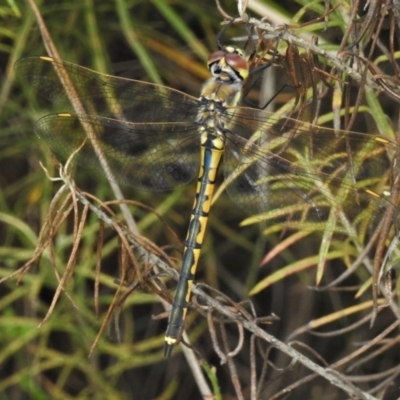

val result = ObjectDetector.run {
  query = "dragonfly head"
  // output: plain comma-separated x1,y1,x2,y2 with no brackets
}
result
207,46,249,84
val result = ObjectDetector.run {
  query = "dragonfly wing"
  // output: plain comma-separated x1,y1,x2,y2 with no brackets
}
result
223,106,399,235
16,56,202,190
15,56,200,123
35,113,200,190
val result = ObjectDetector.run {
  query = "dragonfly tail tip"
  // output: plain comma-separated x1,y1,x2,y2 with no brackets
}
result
164,342,174,358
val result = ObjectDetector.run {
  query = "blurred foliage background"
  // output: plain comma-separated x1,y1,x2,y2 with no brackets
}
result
2,0,400,399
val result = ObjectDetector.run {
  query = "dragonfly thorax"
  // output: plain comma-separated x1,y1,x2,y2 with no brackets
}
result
200,78,242,108
197,82,240,133
197,98,227,131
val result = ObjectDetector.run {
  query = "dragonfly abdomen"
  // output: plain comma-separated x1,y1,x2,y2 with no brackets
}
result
164,131,225,357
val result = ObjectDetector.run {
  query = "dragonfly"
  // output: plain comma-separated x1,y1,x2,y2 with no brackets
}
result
16,43,400,357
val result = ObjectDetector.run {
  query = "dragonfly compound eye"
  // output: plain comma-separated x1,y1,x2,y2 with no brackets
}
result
224,53,249,80
207,50,227,68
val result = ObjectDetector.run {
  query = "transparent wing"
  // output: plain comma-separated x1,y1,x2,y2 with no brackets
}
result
15,56,200,122
222,106,399,234
35,113,199,190
15,56,201,190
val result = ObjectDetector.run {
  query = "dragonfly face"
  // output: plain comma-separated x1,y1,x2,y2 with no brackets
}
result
207,47,249,82
16,42,400,357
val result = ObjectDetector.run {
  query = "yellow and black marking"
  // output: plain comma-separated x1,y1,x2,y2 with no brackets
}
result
164,133,224,356
164,48,249,357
